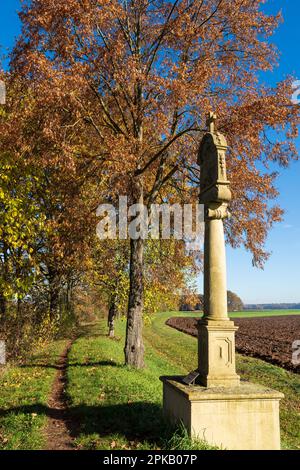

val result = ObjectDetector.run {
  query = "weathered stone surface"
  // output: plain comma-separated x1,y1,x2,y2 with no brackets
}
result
197,320,240,387
197,114,239,387
198,113,231,205
161,113,283,449
161,377,284,450
0,340,6,366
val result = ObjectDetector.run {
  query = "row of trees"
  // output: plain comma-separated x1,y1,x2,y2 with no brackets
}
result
0,111,196,356
0,0,299,366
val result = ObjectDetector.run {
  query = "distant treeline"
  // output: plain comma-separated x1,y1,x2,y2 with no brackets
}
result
244,304,300,310
180,291,244,312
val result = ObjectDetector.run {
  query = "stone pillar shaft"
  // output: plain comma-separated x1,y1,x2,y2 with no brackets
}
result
203,214,228,321
198,202,240,387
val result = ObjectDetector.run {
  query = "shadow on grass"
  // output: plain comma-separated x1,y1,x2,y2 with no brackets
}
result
0,401,169,446
18,360,123,370
68,361,123,368
71,402,166,443
1,323,199,449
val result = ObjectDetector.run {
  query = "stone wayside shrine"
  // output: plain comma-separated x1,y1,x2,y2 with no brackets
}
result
161,113,284,450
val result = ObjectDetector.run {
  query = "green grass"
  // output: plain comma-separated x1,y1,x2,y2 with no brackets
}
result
180,309,300,318
146,312,300,450
178,310,300,318
67,322,214,450
230,309,300,318
66,313,300,450
1,310,299,450
0,339,68,450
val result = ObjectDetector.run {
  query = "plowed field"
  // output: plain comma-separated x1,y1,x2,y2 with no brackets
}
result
166,315,300,372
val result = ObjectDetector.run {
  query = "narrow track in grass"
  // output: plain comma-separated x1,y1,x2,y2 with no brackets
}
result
45,338,78,450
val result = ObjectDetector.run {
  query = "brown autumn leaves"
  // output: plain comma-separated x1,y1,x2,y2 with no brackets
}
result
0,0,299,367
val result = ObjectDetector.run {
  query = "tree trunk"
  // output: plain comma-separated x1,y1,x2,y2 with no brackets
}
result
0,243,8,329
48,268,60,322
125,58,144,368
124,236,145,368
49,286,59,322
14,296,22,356
108,295,118,338
66,280,76,323
0,291,6,330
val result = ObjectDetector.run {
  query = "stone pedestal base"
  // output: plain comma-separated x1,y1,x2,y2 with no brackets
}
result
198,320,240,387
161,377,284,450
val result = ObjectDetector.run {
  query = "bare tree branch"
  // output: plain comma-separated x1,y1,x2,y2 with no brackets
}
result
135,124,203,176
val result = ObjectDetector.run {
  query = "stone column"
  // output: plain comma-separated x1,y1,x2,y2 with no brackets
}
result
203,203,229,322
161,114,283,449
196,116,240,387
197,201,240,387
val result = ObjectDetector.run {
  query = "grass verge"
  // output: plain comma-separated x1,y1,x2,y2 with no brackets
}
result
66,313,299,450
67,322,215,450
1,311,299,450
144,312,300,450
0,339,68,450
180,310,300,318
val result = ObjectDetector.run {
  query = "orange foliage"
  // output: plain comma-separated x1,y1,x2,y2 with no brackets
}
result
8,0,299,264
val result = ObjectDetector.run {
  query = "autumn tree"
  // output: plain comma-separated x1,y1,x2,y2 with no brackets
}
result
227,290,244,312
0,153,46,323
89,239,130,338
0,78,48,328
143,238,200,315
0,71,104,331
11,0,299,367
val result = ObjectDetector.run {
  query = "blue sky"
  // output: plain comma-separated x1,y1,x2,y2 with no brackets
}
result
0,0,299,304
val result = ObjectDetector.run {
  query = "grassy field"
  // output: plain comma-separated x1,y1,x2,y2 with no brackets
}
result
180,310,300,318
231,310,300,318
0,311,299,450
146,312,300,450
67,322,214,450
67,313,300,450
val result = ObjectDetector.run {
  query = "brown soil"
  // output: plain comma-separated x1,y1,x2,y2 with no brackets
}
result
45,339,78,450
166,315,300,373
